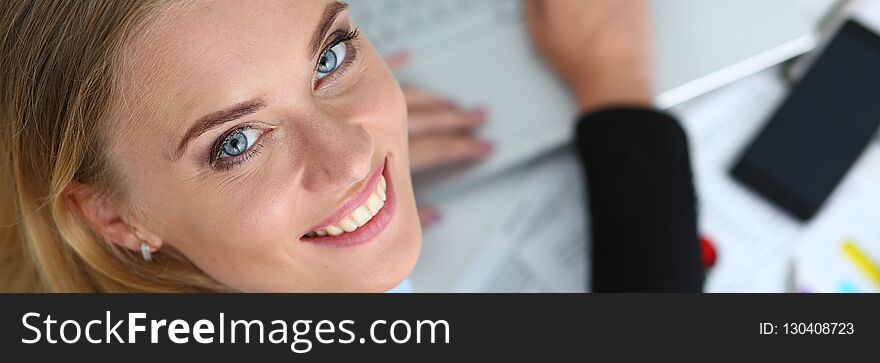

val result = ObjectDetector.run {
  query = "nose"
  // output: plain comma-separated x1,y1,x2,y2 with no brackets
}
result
298,111,374,193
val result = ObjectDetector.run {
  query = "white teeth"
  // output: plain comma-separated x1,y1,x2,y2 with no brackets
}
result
351,206,372,227
366,193,383,215
325,225,343,236
378,176,387,201
338,217,358,233
307,175,390,238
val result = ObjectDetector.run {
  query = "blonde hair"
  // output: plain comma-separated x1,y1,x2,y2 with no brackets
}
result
1,1,220,292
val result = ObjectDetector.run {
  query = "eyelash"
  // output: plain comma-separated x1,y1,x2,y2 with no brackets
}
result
314,27,361,88
207,28,360,172
209,125,273,171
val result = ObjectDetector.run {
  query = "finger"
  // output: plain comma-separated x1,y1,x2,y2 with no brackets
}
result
524,0,545,25
524,0,545,39
384,50,411,71
417,207,443,228
544,0,581,27
409,135,492,173
402,87,457,110
408,107,486,137
547,0,579,16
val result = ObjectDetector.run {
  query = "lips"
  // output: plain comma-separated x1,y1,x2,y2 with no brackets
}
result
301,158,396,247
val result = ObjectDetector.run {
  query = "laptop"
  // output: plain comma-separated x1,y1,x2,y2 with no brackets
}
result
347,0,816,193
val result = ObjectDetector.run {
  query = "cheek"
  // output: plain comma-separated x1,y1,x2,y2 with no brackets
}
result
362,82,411,197
119,146,308,287
151,171,299,263
348,54,409,147
180,189,302,290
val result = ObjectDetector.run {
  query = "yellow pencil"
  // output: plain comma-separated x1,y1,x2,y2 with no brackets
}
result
841,240,880,288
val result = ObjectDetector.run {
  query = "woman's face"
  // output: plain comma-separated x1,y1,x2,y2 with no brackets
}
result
111,0,420,291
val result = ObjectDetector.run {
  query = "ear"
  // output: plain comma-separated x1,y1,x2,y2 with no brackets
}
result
64,183,164,254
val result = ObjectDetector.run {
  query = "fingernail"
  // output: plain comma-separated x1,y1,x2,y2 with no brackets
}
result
470,107,487,120
387,50,411,69
422,211,443,228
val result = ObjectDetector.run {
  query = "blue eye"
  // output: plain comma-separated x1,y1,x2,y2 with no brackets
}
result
219,128,261,158
317,41,347,80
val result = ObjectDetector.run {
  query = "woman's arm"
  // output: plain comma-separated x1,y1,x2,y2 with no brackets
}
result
526,0,703,291
577,108,702,292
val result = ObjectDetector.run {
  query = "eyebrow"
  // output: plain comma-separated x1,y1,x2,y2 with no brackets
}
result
173,2,347,160
309,2,349,59
175,98,267,159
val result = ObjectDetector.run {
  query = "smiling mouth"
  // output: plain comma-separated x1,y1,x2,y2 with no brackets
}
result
304,175,386,237
300,158,395,247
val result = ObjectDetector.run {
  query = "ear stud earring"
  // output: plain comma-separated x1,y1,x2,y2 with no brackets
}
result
140,242,152,262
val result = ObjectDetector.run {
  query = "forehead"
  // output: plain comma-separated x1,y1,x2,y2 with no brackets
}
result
117,0,331,143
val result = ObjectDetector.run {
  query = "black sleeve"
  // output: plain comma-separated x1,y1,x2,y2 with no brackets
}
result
575,107,703,292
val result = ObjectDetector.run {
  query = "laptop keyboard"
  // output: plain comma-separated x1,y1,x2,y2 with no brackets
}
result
347,0,523,54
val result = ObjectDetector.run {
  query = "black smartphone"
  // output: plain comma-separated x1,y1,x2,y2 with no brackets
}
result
731,20,880,221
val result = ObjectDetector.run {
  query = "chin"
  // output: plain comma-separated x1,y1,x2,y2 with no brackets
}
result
377,225,421,292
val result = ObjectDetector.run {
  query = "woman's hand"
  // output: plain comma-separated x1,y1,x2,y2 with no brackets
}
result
404,87,491,227
405,87,491,173
387,52,492,174
525,0,654,113
386,52,492,227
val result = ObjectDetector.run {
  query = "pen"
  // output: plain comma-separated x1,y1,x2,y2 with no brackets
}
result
841,240,880,288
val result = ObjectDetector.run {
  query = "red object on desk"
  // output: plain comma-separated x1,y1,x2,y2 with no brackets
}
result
699,235,717,268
